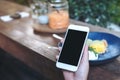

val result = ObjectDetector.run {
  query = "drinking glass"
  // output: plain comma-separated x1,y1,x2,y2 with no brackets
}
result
28,0,48,24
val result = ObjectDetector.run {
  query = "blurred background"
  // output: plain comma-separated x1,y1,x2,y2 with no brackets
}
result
6,0,120,31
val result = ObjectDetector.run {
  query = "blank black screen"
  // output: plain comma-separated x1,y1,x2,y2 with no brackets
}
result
58,29,87,66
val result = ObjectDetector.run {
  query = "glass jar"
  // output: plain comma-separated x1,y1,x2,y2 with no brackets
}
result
29,0,48,24
48,0,69,29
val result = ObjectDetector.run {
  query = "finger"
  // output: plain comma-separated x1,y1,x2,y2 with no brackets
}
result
58,47,62,51
61,39,64,43
83,45,89,60
56,55,59,60
81,45,89,64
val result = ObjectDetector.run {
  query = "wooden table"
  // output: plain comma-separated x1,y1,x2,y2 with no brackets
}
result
0,1,120,80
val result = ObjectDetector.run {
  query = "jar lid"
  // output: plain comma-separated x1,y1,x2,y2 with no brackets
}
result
50,0,67,3
49,0,68,8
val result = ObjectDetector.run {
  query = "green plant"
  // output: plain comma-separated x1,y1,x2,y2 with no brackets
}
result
108,1,120,25
68,0,120,27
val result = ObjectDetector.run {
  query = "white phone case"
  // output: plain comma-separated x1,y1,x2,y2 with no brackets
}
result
56,24,89,72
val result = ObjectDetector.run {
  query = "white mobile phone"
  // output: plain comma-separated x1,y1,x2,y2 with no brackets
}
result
56,24,89,72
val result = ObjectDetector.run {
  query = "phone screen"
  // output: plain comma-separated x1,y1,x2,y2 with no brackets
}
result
58,29,87,66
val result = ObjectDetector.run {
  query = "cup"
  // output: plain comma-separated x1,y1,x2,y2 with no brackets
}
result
28,0,48,24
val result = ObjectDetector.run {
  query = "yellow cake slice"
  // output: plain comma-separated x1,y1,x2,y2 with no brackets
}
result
87,39,108,54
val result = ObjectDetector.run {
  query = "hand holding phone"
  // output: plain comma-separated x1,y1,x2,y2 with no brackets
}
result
56,24,89,72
